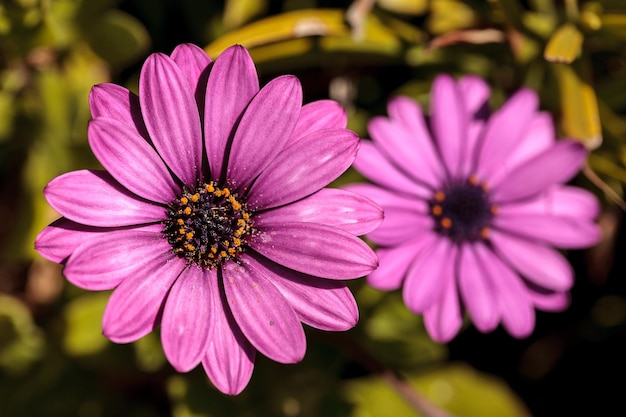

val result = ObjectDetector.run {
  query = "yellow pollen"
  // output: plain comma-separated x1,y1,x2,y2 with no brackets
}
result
220,250,227,258
480,227,490,239
432,205,443,216
185,243,196,251
490,205,499,215
210,247,217,254
179,228,186,235
228,247,236,255
222,188,231,197
186,232,194,240
468,175,479,186
183,207,192,215
177,219,185,226
441,217,452,229
205,184,215,192
214,189,223,197
223,240,230,247
434,191,445,202
180,197,188,205
242,213,250,220
234,229,243,237
191,193,200,202
233,237,242,247
237,219,246,226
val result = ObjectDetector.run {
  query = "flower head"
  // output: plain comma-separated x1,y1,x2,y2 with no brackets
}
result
348,74,601,342
35,44,381,394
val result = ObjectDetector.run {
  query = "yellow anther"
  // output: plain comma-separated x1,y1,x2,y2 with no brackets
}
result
220,250,227,258
205,184,215,192
186,232,194,240
223,240,230,247
210,247,217,254
432,205,443,216
177,218,185,226
234,229,243,237
214,189,223,197
180,197,188,205
183,207,192,215
434,191,445,202
185,243,196,251
242,212,250,220
179,228,186,235
441,217,452,229
233,237,242,247
227,247,236,255
222,188,231,197
191,193,200,202
237,219,246,226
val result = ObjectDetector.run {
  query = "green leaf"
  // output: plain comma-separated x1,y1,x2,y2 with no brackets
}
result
0,294,45,374
343,364,532,417
63,292,110,356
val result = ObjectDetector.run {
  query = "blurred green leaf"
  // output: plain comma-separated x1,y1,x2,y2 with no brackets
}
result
544,22,583,63
378,0,428,16
343,364,532,417
553,61,602,149
427,0,478,35
84,10,150,68
63,292,110,356
223,0,267,29
0,294,45,374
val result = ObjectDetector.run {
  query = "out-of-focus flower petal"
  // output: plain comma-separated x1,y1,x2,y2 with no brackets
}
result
44,170,166,227
423,272,462,343
459,244,499,333
288,100,347,145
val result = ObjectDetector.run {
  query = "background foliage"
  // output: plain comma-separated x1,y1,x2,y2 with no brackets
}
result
1,0,625,416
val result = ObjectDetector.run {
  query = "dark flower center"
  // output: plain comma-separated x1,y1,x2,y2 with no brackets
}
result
429,175,497,243
162,181,254,268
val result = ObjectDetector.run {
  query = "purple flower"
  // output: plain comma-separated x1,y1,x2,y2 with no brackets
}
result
347,74,601,342
35,44,381,394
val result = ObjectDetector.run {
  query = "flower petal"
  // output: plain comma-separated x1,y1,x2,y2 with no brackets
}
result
250,222,378,279
88,118,180,203
403,237,456,313
458,75,490,117
489,257,535,339
493,211,601,249
247,128,359,209
44,170,166,227
489,229,574,292
256,188,382,236
370,106,444,188
288,99,347,146
498,185,600,220
458,243,499,333
344,183,427,212
102,257,184,343
161,266,215,372
202,283,255,395
89,83,149,138
140,53,203,186
222,256,306,363
490,140,588,203
423,270,462,343
249,253,358,331
35,218,161,263
530,291,569,311
227,75,301,190
366,207,433,246
475,89,538,180
204,45,259,180
367,232,437,290
353,141,432,199
430,74,467,177
64,230,173,291
170,43,212,110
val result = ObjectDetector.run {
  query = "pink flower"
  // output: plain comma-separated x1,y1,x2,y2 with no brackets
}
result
35,44,381,394
347,74,601,342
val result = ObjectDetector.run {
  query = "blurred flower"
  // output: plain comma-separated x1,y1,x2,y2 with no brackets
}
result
347,74,601,342
35,44,381,394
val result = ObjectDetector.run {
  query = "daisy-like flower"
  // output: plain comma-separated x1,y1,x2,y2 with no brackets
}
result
347,74,601,342
35,44,381,394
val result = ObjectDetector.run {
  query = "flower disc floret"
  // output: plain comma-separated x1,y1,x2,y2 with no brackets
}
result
163,181,254,268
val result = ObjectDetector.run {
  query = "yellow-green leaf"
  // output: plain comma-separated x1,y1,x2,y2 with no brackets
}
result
544,22,583,63
378,0,428,16
63,292,110,356
553,62,602,149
